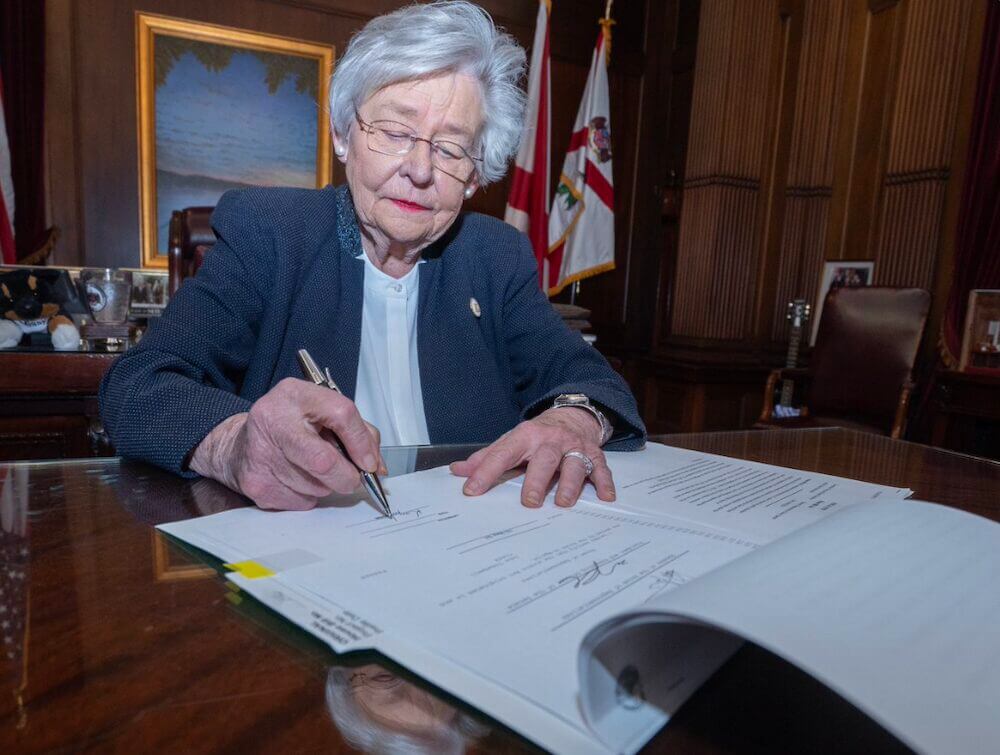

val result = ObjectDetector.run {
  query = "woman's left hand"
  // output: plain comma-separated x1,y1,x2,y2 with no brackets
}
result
449,408,616,508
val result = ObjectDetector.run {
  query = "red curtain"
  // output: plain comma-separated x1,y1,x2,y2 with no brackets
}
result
942,1,1000,363
0,1,46,261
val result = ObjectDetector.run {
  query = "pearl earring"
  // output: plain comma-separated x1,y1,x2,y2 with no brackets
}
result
464,187,474,199
335,146,346,156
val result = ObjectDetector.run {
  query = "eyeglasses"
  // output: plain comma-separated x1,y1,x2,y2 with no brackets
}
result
354,111,481,183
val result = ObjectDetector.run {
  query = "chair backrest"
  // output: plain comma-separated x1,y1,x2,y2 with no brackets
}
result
807,286,931,429
167,207,216,297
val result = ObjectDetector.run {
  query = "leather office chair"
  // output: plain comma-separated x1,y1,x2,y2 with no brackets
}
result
167,207,216,297
757,286,931,439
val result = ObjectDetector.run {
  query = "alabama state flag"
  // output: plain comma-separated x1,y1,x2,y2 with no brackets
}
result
547,20,614,296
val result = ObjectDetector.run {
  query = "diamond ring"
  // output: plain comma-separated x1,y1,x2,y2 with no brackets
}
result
562,450,595,477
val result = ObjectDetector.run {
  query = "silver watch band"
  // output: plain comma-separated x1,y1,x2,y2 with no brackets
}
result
552,394,613,446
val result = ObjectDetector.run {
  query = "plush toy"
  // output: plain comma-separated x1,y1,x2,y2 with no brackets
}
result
0,269,81,350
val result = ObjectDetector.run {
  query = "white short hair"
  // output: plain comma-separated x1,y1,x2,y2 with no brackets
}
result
329,1,526,185
325,667,489,754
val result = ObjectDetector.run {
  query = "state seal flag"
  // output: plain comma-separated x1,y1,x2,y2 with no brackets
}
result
504,0,551,288
546,19,615,297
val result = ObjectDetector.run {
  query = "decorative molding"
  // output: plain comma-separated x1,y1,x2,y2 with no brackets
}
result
683,174,761,190
883,168,950,185
868,0,902,14
784,185,833,198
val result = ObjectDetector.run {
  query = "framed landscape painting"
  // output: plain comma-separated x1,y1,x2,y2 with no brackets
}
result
136,14,334,268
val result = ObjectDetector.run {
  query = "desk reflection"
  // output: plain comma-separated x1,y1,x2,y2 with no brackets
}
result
0,466,29,730
326,665,489,754
106,446,497,753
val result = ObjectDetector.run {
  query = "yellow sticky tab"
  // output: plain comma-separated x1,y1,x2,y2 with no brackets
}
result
224,560,275,579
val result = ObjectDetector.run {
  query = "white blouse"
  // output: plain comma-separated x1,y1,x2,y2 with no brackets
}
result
352,252,431,446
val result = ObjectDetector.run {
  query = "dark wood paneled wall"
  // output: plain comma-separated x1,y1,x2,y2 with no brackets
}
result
873,1,975,288
42,0,987,437
669,0,798,343
771,0,848,342
44,0,661,272
639,0,986,435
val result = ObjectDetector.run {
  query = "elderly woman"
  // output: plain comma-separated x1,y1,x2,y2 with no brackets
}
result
99,1,644,511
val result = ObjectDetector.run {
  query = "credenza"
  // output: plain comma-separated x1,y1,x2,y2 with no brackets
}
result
0,350,117,460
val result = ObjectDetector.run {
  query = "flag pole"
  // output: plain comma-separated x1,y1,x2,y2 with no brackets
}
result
600,0,615,65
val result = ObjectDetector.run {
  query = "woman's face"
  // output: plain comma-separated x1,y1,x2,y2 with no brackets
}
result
348,664,458,737
335,72,483,261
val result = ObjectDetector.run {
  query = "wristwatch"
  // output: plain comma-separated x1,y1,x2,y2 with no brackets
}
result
552,393,613,446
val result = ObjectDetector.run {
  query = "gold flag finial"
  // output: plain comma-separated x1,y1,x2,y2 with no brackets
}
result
598,1,615,67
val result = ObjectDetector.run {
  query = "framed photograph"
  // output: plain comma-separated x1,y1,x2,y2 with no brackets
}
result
136,14,335,268
128,269,169,318
810,260,875,345
959,289,1000,373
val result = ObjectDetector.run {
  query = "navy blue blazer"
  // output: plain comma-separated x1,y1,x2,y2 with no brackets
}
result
99,185,645,476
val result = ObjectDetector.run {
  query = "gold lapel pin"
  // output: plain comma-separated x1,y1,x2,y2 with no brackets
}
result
469,297,481,318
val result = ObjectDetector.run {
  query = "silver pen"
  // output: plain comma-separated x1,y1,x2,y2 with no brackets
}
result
296,349,393,518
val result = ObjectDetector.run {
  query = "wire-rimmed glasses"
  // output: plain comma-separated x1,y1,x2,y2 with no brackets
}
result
355,111,481,183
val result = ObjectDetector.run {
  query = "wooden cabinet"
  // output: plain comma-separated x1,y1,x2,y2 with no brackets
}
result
0,351,118,460
638,349,774,434
930,370,1000,461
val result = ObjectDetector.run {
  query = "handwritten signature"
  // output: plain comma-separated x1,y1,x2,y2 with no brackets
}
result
559,559,627,589
389,507,423,521
643,569,688,602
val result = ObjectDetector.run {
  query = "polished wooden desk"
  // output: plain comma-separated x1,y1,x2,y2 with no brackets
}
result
1,429,998,753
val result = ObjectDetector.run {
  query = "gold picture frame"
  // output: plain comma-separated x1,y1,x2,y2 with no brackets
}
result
959,289,1000,374
136,13,334,268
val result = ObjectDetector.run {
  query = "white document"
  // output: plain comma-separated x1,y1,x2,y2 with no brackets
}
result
162,465,759,754
593,443,911,541
158,445,996,755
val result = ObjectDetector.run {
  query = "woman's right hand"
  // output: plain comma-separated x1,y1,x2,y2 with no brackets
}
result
190,378,384,510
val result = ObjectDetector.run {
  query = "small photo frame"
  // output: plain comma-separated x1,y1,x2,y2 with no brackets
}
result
959,289,1000,373
811,260,875,345
128,269,169,318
